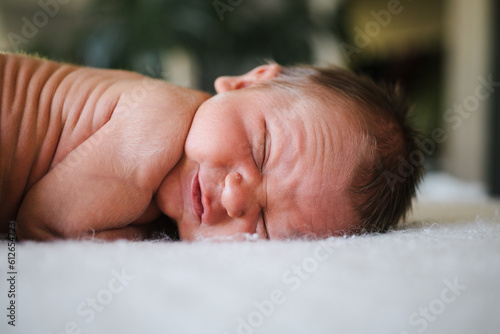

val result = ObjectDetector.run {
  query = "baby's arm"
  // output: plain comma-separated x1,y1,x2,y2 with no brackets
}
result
18,119,156,240
15,59,209,240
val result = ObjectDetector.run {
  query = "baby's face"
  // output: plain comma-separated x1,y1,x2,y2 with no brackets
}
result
156,79,360,240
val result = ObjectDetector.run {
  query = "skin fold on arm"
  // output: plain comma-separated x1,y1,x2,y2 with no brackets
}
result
0,53,209,240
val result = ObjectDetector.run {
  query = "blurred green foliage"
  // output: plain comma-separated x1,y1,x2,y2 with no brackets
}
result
26,0,334,91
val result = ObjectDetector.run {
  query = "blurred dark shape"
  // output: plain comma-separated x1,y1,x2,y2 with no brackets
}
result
488,0,500,196
24,0,322,92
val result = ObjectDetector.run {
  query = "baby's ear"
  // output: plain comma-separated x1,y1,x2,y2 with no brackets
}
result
214,64,281,93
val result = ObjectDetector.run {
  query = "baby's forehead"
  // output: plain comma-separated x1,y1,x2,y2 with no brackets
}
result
263,88,358,140
261,84,353,120
261,115,362,237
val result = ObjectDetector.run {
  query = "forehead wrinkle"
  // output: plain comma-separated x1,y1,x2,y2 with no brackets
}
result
296,110,337,234
264,111,307,236
263,87,365,238
266,111,303,193
311,92,360,189
260,89,357,238
289,96,357,237
268,104,336,237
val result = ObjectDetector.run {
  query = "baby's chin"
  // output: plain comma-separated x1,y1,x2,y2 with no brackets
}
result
176,216,201,241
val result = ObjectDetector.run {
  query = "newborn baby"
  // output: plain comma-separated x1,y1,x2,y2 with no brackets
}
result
0,53,423,241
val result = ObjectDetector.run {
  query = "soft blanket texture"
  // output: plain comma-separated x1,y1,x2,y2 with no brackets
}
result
1,173,499,334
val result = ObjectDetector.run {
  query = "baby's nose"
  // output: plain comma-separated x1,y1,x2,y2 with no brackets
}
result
221,172,253,218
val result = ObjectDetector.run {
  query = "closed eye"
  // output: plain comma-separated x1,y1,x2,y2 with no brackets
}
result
260,121,270,239
261,210,269,239
260,121,271,239
261,133,266,169
261,122,270,170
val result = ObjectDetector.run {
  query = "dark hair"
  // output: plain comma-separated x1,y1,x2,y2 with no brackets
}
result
269,65,425,233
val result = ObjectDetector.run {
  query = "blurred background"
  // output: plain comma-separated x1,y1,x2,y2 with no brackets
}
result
0,0,498,198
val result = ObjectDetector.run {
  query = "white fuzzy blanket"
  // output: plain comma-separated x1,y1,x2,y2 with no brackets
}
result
1,174,499,334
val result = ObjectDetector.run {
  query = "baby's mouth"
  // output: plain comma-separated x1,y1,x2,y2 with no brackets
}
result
192,171,204,221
